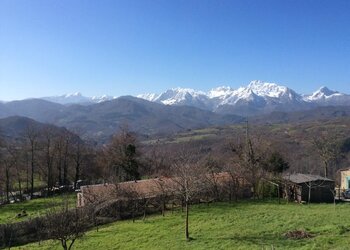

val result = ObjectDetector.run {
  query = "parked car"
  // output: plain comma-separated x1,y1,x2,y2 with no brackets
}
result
342,189,350,199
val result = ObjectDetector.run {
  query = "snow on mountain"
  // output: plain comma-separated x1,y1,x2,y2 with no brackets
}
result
155,88,207,104
138,88,212,109
42,93,116,105
136,93,159,102
246,80,291,98
305,86,342,101
304,86,350,106
37,81,349,115
138,80,307,114
208,86,234,99
91,95,117,103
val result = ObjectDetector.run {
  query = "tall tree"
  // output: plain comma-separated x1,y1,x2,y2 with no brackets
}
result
262,151,289,174
24,125,40,198
102,126,141,182
71,139,86,190
42,127,56,196
230,138,265,197
313,134,342,178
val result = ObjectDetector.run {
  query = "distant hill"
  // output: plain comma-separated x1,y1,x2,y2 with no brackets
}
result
51,96,244,141
0,97,243,141
0,99,66,123
0,116,72,141
1,94,350,142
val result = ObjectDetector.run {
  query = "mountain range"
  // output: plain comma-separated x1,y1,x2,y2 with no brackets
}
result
138,80,350,116
4,80,347,117
0,96,243,142
1,80,350,141
41,92,117,105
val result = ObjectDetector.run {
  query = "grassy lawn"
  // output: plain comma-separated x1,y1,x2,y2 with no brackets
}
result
0,193,76,224
13,200,350,250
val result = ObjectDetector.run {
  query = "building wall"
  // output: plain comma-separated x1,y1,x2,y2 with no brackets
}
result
340,170,350,190
299,181,334,203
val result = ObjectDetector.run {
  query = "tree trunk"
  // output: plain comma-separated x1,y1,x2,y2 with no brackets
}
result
5,167,10,203
63,142,69,185
57,147,62,186
185,201,189,241
74,162,80,190
162,199,166,217
61,239,67,250
17,171,22,200
30,145,34,199
26,153,29,193
68,239,76,250
324,161,328,178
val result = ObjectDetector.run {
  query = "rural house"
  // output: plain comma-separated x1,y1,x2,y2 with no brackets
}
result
338,168,350,190
282,173,334,203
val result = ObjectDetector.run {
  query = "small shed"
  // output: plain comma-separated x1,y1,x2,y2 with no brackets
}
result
282,173,334,203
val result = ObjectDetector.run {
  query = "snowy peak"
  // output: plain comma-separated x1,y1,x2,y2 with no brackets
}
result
157,88,206,105
208,86,234,99
91,95,117,103
137,80,305,113
33,80,349,116
42,92,90,104
304,86,350,105
136,93,159,102
247,80,289,97
138,87,209,107
305,86,340,101
137,80,349,116
318,86,338,96
42,93,116,105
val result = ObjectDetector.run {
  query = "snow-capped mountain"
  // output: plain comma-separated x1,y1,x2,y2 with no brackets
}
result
137,88,212,109
138,80,316,115
303,87,350,106
42,92,117,105
20,80,350,116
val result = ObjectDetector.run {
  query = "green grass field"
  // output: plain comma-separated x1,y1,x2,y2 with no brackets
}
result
13,200,350,250
0,193,76,224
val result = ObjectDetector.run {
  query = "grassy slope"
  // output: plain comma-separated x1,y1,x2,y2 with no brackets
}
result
14,200,350,250
0,193,76,224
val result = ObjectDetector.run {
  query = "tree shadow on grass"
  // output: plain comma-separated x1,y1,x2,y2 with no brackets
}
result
197,233,313,249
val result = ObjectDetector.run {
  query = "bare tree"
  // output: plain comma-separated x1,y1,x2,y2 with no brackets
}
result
1,149,13,203
41,127,56,196
5,143,25,201
24,125,40,198
43,198,89,250
169,151,203,241
71,139,85,190
229,135,266,198
313,134,342,178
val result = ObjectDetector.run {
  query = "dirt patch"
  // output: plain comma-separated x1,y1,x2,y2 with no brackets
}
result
284,230,313,240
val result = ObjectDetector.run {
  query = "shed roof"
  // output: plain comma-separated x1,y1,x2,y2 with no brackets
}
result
338,167,350,172
283,173,334,184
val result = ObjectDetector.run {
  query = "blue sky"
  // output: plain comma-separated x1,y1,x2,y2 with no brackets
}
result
0,0,350,101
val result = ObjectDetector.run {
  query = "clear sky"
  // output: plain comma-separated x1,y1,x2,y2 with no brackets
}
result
1,0,350,101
